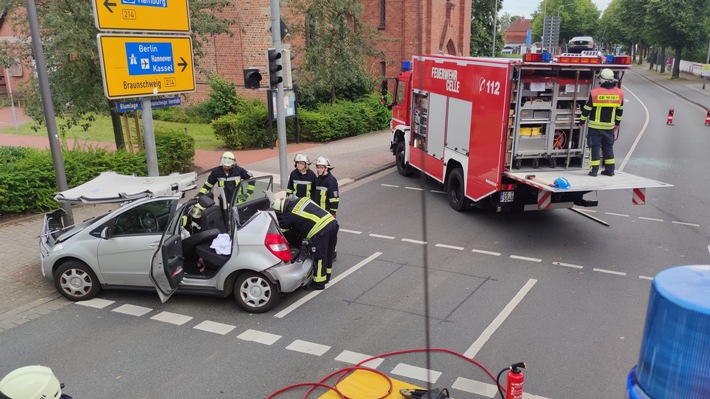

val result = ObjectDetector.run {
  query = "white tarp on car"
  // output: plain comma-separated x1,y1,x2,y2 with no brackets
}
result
55,171,198,204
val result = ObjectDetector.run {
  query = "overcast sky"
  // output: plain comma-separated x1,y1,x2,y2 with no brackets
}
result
501,0,613,19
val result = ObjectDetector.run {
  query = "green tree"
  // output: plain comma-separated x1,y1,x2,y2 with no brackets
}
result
644,0,710,78
288,0,382,105
0,0,233,147
470,0,503,56
531,0,599,50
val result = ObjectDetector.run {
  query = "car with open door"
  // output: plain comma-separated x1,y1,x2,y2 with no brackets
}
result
41,172,313,313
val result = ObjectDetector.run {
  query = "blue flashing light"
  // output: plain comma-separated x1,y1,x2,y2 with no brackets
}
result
606,54,615,64
402,60,412,72
541,52,551,63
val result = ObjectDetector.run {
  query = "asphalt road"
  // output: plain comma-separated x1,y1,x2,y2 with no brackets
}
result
1,70,708,399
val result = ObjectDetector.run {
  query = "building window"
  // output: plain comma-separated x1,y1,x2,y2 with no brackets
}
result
379,0,386,30
380,61,386,77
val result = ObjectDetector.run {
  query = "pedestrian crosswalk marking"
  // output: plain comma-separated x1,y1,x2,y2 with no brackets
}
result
150,311,192,325
286,339,330,356
112,304,152,316
237,329,281,345
193,320,236,335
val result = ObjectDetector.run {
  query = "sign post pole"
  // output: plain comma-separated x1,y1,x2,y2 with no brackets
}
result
141,97,159,176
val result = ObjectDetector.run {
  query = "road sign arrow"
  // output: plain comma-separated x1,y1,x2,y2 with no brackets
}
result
178,57,188,72
103,0,116,13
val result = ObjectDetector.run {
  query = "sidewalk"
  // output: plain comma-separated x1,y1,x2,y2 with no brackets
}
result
630,63,710,110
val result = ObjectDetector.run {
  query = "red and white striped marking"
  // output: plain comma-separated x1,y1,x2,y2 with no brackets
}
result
632,188,646,205
538,190,551,209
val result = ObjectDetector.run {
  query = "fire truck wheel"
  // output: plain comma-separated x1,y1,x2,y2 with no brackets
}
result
447,168,468,212
395,142,414,177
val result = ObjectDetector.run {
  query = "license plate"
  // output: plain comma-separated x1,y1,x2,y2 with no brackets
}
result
500,191,515,203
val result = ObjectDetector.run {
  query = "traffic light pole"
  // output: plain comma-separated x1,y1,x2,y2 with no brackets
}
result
270,0,289,190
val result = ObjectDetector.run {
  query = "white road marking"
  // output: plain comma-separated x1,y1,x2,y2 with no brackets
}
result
150,311,192,325
340,228,362,234
431,190,446,194
274,252,382,318
112,304,152,317
708,245,710,254
405,186,425,191
552,261,583,269
435,243,464,250
193,320,236,335
452,377,498,398
605,212,629,217
76,298,114,309
472,249,501,256
381,184,399,188
510,255,542,263
286,339,330,356
639,217,664,222
524,393,552,399
402,238,427,245
619,87,649,172
672,221,700,227
639,275,654,281
464,279,537,358
237,329,281,345
593,268,627,276
334,350,384,368
391,363,441,384
369,233,395,239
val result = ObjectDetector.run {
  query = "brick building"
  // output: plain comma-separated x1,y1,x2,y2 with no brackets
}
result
0,1,471,105
197,0,471,102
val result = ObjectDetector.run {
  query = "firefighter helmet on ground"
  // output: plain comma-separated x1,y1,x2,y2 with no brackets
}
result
315,156,334,170
0,365,62,399
220,152,236,167
293,153,311,165
599,69,615,83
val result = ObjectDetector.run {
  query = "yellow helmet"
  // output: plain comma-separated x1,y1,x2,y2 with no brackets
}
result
0,366,62,399
220,152,236,167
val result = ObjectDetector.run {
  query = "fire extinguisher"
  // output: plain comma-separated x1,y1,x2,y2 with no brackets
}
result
497,362,526,399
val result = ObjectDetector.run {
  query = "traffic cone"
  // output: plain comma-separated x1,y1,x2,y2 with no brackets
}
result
705,110,710,126
666,109,674,125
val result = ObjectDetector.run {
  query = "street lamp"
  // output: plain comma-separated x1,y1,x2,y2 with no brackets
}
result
492,0,499,57
556,3,574,53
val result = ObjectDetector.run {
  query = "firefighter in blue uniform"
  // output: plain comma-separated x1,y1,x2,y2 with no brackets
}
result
287,153,316,199
273,195,338,290
312,155,339,263
579,68,624,176
197,151,254,205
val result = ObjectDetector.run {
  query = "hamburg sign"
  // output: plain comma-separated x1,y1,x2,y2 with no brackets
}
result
97,34,195,99
92,0,190,33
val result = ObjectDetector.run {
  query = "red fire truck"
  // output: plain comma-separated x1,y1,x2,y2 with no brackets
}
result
387,53,671,213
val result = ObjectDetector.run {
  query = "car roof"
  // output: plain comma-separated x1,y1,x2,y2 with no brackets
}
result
55,171,197,204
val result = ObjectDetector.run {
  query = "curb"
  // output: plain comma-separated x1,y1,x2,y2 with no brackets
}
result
633,68,710,111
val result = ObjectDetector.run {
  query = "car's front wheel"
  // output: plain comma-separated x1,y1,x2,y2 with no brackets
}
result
54,260,101,301
234,271,279,313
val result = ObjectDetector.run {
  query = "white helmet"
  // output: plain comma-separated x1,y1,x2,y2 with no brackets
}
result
0,366,62,399
272,196,290,213
315,156,333,170
293,153,311,165
599,68,615,83
220,152,236,167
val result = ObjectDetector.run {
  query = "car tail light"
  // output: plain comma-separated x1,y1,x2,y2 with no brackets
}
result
265,232,292,262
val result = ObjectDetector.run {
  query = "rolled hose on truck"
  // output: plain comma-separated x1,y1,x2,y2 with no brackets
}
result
626,265,710,399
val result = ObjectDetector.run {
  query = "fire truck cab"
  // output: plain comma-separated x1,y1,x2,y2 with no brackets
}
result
388,53,671,212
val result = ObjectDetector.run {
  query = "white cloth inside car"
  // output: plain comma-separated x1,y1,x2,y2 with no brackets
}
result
210,234,232,255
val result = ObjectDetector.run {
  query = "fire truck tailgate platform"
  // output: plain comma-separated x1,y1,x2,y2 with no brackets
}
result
504,170,673,193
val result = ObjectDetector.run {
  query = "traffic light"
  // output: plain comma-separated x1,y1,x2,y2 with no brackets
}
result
281,49,296,89
267,48,282,88
243,68,262,89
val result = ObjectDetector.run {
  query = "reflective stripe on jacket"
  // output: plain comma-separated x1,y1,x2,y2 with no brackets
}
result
580,86,624,130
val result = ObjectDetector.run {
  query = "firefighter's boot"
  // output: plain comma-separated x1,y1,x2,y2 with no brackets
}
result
588,159,600,176
601,160,615,176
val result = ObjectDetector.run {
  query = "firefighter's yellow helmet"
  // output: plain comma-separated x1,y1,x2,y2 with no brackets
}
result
220,152,236,167
599,69,615,83
0,366,62,399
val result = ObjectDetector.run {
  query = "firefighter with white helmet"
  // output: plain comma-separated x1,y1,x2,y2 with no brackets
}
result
312,156,339,216
272,195,339,290
0,365,71,399
579,68,624,176
197,151,253,205
287,153,316,199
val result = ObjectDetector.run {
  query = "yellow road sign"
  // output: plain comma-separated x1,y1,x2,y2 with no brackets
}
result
97,34,195,99
93,0,190,33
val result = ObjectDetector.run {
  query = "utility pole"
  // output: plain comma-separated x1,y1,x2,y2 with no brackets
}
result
270,0,289,190
25,0,73,225
492,0,499,57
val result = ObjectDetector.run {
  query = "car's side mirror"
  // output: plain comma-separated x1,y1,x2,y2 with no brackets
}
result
100,226,112,240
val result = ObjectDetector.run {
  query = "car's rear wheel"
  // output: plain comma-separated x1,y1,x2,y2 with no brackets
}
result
234,271,279,313
54,260,101,301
